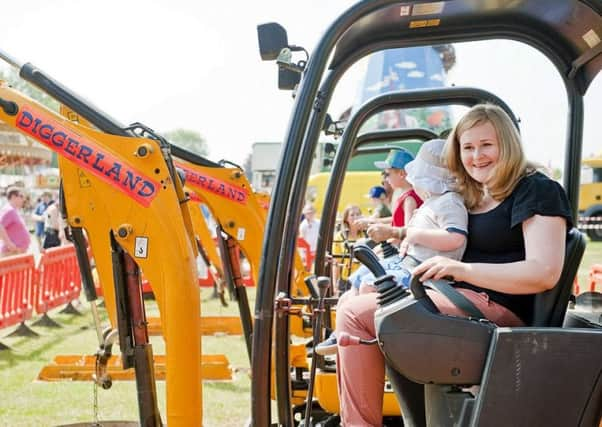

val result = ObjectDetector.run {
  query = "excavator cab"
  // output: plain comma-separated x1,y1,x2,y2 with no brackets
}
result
251,1,602,426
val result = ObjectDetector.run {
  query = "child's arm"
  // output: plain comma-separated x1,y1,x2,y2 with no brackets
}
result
405,228,466,252
403,196,417,223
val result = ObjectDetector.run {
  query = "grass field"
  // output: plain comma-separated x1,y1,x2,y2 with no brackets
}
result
1,241,601,426
0,288,253,427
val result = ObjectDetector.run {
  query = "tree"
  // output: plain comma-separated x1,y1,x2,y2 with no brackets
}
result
163,129,209,157
0,68,59,112
242,152,253,181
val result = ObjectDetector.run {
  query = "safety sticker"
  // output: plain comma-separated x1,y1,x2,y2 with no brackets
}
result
583,29,600,48
409,19,440,29
134,236,149,259
175,161,249,205
16,105,159,207
78,169,91,188
411,2,444,16
237,227,246,241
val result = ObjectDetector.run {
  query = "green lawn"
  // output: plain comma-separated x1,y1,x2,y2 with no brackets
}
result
0,288,253,427
1,241,601,426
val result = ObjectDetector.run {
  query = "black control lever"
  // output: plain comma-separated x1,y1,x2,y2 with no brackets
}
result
353,243,386,276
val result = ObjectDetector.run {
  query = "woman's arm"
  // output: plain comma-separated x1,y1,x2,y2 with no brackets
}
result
355,216,390,228
405,228,466,252
413,215,566,294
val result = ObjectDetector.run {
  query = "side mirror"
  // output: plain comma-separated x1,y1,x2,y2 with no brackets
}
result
322,114,345,138
257,23,288,61
279,67,301,90
324,143,337,156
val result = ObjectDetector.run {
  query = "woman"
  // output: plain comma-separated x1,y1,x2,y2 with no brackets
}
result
331,205,366,290
335,104,572,426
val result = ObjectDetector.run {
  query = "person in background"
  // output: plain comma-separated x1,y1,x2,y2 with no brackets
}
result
32,192,51,248
366,185,392,219
355,148,423,235
299,202,320,253
331,205,367,291
42,198,66,249
381,171,394,208
0,187,31,257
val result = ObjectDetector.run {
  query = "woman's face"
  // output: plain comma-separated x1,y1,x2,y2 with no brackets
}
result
345,207,362,226
458,121,500,185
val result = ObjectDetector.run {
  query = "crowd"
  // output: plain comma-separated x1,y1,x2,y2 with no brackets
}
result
0,186,67,258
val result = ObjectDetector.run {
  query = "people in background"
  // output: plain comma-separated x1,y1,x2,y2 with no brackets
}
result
0,187,31,257
42,199,65,249
366,185,392,219
32,192,51,248
299,202,320,252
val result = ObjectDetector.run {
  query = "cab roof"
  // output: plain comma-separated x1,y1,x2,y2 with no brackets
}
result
331,0,602,94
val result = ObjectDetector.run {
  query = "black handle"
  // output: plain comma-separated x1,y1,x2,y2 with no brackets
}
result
353,243,386,276
409,275,440,314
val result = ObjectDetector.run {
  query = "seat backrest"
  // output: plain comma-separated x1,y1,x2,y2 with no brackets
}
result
531,228,586,327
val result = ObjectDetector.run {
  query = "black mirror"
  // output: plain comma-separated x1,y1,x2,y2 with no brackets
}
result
324,143,337,155
278,66,301,90
257,22,288,61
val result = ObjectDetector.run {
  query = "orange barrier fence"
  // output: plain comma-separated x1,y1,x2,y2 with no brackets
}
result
0,254,36,337
296,237,315,271
589,264,602,292
33,245,82,323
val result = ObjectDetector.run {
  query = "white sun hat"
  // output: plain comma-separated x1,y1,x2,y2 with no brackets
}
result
404,139,456,195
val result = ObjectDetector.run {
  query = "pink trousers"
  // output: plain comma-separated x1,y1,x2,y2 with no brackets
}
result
335,289,524,426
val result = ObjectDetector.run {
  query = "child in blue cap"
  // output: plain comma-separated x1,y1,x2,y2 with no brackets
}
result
366,185,391,219
356,148,423,233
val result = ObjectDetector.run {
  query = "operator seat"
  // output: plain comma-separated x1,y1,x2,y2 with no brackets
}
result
531,227,585,327
358,227,602,426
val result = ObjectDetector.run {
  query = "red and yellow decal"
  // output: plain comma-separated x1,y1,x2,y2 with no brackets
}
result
176,162,248,205
187,189,203,203
16,105,159,207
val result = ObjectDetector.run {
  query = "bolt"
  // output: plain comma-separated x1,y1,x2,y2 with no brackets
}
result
117,224,132,238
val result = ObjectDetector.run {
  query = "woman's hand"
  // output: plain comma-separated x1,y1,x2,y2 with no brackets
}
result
366,224,394,242
354,217,373,230
412,256,468,282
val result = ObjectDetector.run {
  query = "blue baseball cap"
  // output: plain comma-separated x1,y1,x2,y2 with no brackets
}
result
374,148,414,170
366,185,386,199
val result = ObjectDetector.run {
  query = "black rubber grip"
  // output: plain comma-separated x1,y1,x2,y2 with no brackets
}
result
353,243,386,276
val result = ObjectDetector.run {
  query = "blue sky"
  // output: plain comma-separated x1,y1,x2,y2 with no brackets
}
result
1,1,600,170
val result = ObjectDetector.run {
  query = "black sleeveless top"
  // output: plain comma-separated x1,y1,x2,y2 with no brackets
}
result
454,172,573,323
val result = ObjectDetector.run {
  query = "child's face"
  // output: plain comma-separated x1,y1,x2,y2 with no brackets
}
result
385,168,409,189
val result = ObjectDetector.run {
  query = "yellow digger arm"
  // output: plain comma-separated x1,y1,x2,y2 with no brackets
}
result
0,84,202,426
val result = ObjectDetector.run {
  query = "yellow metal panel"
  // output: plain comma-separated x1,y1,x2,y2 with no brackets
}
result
37,354,232,381
146,315,243,336
314,371,401,416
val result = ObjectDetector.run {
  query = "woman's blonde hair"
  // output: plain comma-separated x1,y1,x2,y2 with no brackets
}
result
445,104,529,209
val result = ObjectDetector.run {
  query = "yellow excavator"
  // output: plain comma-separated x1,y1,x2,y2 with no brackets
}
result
0,49,203,425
